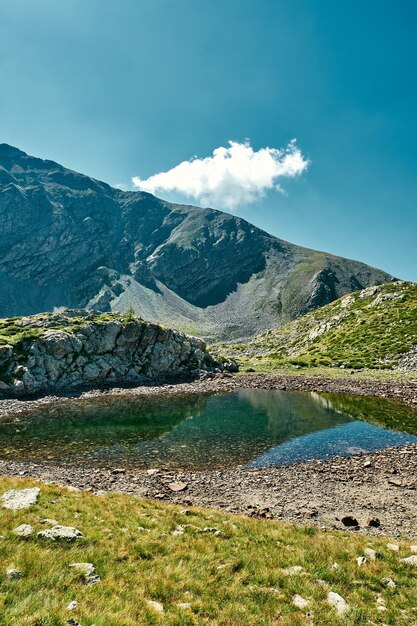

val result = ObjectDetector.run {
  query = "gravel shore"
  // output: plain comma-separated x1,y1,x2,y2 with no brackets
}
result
0,373,416,538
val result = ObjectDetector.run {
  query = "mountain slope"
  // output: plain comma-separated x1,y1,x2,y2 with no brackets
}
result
224,281,417,370
0,143,393,340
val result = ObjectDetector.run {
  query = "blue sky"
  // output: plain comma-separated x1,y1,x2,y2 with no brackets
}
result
1,0,416,280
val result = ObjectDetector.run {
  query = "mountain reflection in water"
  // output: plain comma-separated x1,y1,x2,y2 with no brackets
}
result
0,390,416,470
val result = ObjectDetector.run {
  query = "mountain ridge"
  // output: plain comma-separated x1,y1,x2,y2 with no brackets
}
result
0,143,394,340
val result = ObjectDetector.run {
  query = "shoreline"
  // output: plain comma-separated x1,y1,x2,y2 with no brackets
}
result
0,373,416,538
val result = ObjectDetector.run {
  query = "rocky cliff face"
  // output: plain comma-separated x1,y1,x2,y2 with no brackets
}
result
0,144,394,340
0,310,226,397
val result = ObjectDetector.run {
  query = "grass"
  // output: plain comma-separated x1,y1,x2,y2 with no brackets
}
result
219,281,417,373
1,478,417,625
0,311,149,349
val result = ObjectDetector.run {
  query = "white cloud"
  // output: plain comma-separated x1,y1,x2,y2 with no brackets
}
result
132,139,309,209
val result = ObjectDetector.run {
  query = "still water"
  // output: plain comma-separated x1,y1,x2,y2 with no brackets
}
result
0,390,416,470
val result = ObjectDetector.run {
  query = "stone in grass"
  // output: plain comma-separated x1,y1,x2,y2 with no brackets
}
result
387,543,400,551
6,568,24,580
363,548,378,560
382,577,396,588
409,545,417,553
176,602,192,609
147,600,164,614
69,563,96,577
401,555,417,566
66,619,82,626
67,601,78,611
356,556,367,566
13,524,34,538
292,594,310,609
1,487,40,510
41,518,59,526
84,575,101,586
327,591,350,614
282,565,304,576
37,525,83,542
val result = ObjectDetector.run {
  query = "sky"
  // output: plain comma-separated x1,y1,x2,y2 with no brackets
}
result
0,0,416,281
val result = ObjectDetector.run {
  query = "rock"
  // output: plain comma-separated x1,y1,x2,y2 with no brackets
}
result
69,563,95,577
401,555,417,565
364,548,378,560
67,601,78,611
13,524,34,538
356,556,367,566
198,527,222,536
176,602,192,609
1,487,40,509
147,600,164,614
292,594,310,609
85,575,101,586
168,481,188,492
282,565,303,576
410,545,417,553
111,468,126,475
66,619,82,626
6,568,24,579
146,469,159,476
340,515,359,528
387,543,400,551
327,591,350,614
382,577,396,588
41,518,59,525
37,525,83,542
366,517,381,528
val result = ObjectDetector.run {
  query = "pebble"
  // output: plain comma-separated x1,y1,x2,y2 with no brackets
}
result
356,556,367,566
13,524,34,538
401,555,417,565
66,601,78,611
6,568,24,579
364,548,377,560
327,591,350,614
147,600,164,614
168,481,188,492
282,565,304,575
382,577,396,588
69,563,96,577
292,594,310,609
387,543,399,551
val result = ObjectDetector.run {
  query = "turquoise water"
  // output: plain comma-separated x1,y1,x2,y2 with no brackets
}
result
0,390,416,470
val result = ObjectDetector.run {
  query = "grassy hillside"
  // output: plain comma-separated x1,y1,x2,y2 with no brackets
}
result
222,281,417,371
1,477,417,625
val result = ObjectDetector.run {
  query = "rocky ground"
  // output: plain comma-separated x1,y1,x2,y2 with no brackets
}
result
0,373,416,538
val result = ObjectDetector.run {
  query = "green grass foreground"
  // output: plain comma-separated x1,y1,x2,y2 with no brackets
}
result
1,478,417,625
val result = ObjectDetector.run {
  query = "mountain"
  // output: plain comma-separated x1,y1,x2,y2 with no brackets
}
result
0,143,394,341
224,281,417,370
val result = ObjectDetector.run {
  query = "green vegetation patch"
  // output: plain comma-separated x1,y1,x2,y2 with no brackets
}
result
222,281,417,372
0,310,146,349
1,478,417,625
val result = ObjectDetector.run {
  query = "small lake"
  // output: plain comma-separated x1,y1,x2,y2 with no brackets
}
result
1,390,417,470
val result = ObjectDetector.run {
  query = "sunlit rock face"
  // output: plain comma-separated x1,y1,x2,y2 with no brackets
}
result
0,310,220,397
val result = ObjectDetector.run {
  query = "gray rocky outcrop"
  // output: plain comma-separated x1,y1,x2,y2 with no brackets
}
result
37,525,83,541
1,487,40,509
0,310,231,397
